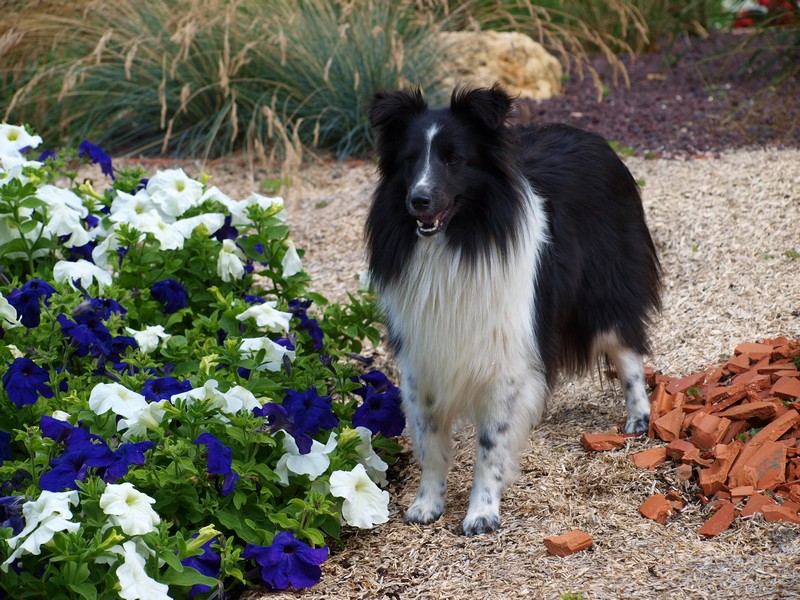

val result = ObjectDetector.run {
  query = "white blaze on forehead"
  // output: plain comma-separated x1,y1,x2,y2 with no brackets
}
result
410,123,441,197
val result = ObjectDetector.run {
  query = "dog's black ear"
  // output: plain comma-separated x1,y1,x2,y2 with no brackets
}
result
450,84,513,131
368,88,427,130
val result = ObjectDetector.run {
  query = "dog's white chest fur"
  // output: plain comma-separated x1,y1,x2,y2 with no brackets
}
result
380,185,547,422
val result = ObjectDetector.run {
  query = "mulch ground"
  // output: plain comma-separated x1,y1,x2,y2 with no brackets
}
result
517,29,800,157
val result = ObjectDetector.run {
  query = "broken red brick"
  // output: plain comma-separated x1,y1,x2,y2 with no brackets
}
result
580,433,626,452
543,530,593,556
772,377,800,401
666,439,696,460
717,401,778,421
742,441,787,490
698,442,742,496
735,342,774,361
666,372,706,396
648,382,672,422
741,492,778,517
690,413,731,450
639,494,674,525
675,463,694,482
630,447,668,470
724,353,751,374
720,420,750,445
653,407,684,442
762,504,800,525
730,485,755,499
697,501,736,537
728,409,800,487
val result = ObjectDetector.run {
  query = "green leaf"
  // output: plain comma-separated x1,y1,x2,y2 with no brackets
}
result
67,583,98,600
160,566,220,589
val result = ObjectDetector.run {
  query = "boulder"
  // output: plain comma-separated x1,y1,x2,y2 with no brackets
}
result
437,31,562,100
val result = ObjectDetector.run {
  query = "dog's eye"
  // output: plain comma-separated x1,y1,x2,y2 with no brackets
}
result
445,154,460,166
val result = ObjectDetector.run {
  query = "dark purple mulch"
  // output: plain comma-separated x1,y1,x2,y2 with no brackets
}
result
516,30,800,157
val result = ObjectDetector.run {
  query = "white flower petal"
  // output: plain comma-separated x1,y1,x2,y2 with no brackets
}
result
329,464,390,529
116,540,172,600
235,301,292,333
89,383,148,418
53,259,113,293
281,240,303,278
100,483,160,536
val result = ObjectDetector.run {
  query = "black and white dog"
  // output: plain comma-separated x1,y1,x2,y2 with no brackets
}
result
365,85,661,536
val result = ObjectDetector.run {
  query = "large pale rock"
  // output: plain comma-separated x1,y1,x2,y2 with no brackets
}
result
438,31,562,100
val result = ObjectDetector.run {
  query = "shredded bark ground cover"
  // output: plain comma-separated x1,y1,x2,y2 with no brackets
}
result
119,29,800,600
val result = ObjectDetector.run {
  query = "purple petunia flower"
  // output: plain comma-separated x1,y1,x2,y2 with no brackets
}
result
150,278,189,313
253,403,313,454
21,278,57,301
141,376,192,402
0,496,25,535
181,534,221,597
39,437,115,491
351,369,405,437
243,532,328,590
78,140,114,179
194,432,239,496
211,215,238,242
243,294,266,305
104,440,155,482
6,288,42,328
0,429,12,466
2,357,54,408
288,299,324,350
281,387,338,436
37,149,57,162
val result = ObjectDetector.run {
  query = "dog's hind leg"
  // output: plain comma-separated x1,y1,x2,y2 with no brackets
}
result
597,332,650,434
463,368,548,536
403,382,452,525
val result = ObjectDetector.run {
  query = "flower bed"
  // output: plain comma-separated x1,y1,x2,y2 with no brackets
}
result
0,123,403,598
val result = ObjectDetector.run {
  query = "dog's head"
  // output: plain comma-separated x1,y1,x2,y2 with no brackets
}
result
369,85,515,238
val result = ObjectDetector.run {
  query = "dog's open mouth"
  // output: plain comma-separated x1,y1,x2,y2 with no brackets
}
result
415,207,451,237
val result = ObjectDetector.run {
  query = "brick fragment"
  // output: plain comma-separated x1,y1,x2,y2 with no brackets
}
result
742,441,787,490
717,401,777,421
543,530,593,556
698,442,742,496
580,433,625,452
630,446,668,470
735,342,774,361
697,501,736,537
666,439,696,460
724,353,751,374
730,485,755,499
648,382,672,422
762,504,800,524
666,372,706,396
690,413,731,450
653,407,684,442
740,492,777,517
675,464,693,482
728,409,800,487
772,377,800,401
639,494,673,525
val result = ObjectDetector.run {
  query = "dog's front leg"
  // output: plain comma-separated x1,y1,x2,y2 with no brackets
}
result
463,370,548,536
403,383,452,525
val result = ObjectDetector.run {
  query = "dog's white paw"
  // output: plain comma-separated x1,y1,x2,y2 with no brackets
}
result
625,412,649,434
405,496,445,525
462,511,500,536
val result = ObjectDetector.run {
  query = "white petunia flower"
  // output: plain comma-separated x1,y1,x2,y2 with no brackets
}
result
329,463,390,529
53,259,113,293
146,168,203,217
216,239,246,282
280,240,303,278
172,213,225,238
239,336,295,372
36,184,88,217
129,211,185,251
117,401,168,441
100,482,160,536
116,540,172,600
0,291,22,329
44,203,92,247
125,325,171,353
51,410,71,422
223,192,287,226
110,189,163,223
235,300,292,333
275,431,337,486
353,426,389,486
169,379,259,416
89,382,148,418
0,124,43,158
1,490,80,572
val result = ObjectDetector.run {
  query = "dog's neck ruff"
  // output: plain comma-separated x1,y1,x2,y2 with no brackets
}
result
379,176,549,422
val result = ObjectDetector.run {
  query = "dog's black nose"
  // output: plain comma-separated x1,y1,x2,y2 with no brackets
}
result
408,192,431,212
